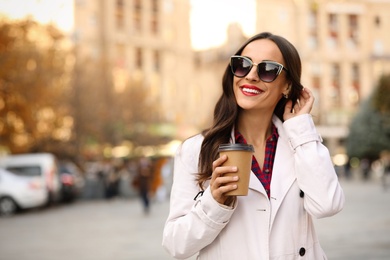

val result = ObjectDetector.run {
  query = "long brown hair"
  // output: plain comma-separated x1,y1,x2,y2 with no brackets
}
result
197,32,303,189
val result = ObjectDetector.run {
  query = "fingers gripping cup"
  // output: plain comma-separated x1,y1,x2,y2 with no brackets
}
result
218,143,254,196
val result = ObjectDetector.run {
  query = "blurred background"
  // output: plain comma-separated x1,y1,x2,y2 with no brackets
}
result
0,0,389,259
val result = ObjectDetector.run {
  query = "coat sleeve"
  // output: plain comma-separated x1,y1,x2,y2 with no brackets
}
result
162,135,235,259
283,114,345,219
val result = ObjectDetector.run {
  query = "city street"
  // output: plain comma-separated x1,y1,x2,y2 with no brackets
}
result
0,178,390,260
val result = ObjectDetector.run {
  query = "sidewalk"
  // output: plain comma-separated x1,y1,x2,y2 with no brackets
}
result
315,178,390,260
0,178,389,260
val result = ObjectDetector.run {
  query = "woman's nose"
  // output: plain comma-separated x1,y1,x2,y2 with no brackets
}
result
245,65,259,81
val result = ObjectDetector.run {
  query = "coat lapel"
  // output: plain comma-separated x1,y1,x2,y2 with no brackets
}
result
249,170,267,195
269,116,296,228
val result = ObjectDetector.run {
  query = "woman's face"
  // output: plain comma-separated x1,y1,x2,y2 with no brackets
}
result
233,39,289,113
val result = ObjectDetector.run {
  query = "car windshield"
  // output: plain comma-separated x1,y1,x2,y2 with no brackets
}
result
59,166,71,174
6,166,42,177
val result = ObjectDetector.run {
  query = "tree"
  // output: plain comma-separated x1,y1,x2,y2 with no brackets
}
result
346,74,390,160
372,74,390,114
114,79,164,146
0,19,169,160
0,19,73,155
72,57,164,148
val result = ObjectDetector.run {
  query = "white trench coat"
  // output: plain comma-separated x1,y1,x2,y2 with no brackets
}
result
162,114,345,259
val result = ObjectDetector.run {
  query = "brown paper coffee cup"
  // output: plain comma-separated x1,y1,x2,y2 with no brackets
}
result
218,143,254,196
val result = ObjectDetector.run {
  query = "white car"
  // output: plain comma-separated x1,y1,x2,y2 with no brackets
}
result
0,153,62,215
0,168,47,215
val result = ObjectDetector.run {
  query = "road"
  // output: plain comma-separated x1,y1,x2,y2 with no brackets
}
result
0,178,389,260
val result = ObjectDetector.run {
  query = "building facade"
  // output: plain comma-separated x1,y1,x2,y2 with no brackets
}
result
73,0,390,155
73,0,203,139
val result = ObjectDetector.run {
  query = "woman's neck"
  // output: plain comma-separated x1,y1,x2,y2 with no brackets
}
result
236,110,273,146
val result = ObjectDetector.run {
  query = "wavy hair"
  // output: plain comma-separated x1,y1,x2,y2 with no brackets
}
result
197,32,304,189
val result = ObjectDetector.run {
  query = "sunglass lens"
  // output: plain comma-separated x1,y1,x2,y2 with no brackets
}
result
231,57,251,77
258,63,280,82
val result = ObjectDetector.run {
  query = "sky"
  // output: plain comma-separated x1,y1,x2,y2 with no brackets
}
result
190,0,256,50
0,0,256,50
0,0,74,32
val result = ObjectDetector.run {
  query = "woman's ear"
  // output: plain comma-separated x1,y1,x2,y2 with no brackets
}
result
283,84,291,98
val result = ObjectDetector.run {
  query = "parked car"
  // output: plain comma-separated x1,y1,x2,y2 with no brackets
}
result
58,161,85,202
0,168,47,215
0,153,62,210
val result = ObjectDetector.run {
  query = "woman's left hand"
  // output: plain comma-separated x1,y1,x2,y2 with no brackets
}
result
283,87,314,121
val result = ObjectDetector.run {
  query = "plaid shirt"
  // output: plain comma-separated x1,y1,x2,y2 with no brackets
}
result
235,124,279,198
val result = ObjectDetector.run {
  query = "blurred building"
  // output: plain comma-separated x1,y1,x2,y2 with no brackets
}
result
73,0,202,139
196,0,390,155
73,0,390,155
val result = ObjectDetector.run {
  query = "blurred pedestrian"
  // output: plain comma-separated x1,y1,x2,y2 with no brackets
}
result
344,160,352,180
135,156,153,214
156,157,174,202
105,162,122,199
162,32,344,259
380,151,390,191
96,158,114,199
360,158,371,180
151,157,166,202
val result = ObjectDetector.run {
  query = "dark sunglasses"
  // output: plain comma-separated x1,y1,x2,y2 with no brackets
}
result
230,55,288,83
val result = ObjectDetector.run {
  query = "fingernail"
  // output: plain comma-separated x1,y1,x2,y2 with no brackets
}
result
232,166,238,171
233,176,239,181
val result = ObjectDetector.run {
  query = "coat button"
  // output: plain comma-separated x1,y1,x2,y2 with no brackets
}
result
299,190,304,198
299,247,306,256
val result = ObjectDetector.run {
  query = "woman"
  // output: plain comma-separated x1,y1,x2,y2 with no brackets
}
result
162,32,344,259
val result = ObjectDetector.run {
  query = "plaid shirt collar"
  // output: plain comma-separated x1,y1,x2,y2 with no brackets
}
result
234,124,279,198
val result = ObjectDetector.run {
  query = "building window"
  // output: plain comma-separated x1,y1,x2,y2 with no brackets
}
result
135,48,143,69
311,76,321,123
350,63,360,105
116,43,125,68
328,13,338,48
375,16,381,27
113,44,127,92
115,0,125,30
330,63,341,107
134,0,142,32
308,9,318,49
348,14,359,47
312,76,320,90
153,50,160,72
151,0,159,35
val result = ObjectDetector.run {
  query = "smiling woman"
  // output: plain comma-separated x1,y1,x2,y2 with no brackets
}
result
162,32,345,259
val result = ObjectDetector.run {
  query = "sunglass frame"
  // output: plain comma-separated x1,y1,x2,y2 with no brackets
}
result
230,55,288,83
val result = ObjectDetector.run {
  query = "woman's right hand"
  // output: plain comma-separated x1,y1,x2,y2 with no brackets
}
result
283,87,314,121
210,154,238,205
